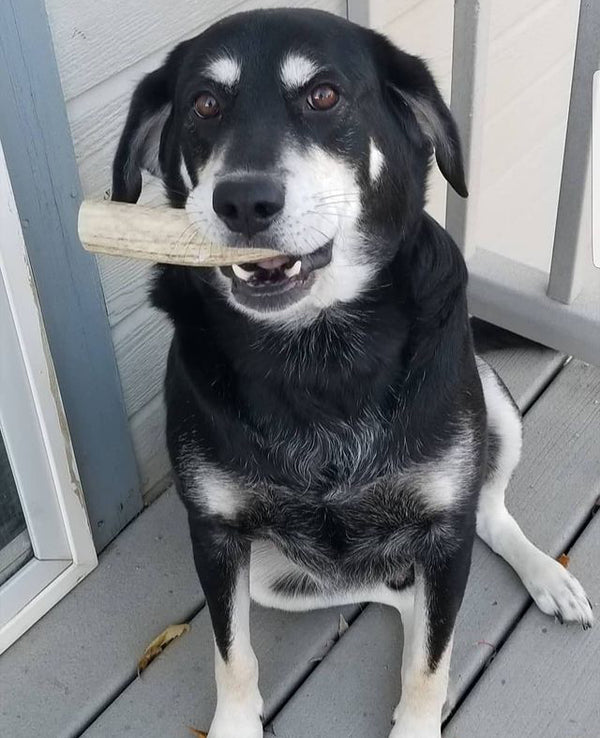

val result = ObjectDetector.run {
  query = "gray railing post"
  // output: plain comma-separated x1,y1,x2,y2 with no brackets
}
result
445,0,491,259
547,0,600,304
347,0,371,27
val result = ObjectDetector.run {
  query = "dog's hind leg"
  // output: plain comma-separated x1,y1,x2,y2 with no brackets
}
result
476,358,593,627
187,506,264,738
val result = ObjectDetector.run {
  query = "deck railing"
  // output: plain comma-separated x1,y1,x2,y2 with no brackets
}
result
348,0,600,365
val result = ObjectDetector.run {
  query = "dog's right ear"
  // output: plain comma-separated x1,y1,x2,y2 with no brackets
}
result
111,43,188,203
368,31,468,198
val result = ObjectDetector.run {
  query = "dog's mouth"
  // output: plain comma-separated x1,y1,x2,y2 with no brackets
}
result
220,240,333,312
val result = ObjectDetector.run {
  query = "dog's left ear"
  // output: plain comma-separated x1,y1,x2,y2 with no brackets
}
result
370,32,468,198
112,41,190,203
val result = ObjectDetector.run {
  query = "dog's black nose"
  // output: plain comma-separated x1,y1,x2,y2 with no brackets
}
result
212,176,285,237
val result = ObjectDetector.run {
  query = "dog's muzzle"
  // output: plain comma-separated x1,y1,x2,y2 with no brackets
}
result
220,240,333,312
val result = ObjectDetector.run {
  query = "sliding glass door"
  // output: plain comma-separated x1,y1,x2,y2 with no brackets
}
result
0,139,97,652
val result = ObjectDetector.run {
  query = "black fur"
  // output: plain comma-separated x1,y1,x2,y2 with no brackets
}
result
113,7,487,691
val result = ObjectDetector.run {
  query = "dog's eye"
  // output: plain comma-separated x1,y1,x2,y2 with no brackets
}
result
307,84,339,111
194,92,220,119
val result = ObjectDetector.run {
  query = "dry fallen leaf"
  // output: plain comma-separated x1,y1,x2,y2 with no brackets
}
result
557,553,570,569
137,623,190,674
338,613,349,637
188,728,208,738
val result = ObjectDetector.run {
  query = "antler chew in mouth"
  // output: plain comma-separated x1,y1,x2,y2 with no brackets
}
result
77,200,282,266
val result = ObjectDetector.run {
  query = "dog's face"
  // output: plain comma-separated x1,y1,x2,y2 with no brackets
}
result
113,9,466,322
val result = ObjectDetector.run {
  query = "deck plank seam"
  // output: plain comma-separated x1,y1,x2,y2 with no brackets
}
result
73,598,209,738
261,604,366,728
518,354,569,413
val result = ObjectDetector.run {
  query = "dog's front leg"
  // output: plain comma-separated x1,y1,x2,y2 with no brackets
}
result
188,512,263,738
391,538,473,738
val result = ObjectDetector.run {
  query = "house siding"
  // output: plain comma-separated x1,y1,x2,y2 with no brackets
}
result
371,0,578,271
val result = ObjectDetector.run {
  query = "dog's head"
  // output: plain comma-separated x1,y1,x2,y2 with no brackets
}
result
113,9,466,322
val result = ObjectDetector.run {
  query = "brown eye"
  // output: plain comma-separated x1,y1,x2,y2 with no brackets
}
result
308,84,339,111
194,92,220,119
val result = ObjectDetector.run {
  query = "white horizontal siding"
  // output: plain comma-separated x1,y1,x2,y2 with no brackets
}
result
372,0,578,271
371,0,454,226
46,0,346,499
129,394,168,497
475,0,578,272
112,305,171,417
47,0,345,102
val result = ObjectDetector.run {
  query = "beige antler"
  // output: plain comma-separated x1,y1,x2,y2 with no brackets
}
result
78,200,281,266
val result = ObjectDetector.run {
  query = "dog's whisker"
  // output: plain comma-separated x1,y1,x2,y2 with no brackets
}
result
306,210,357,220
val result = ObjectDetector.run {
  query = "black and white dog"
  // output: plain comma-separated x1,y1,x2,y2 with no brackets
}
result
112,9,593,737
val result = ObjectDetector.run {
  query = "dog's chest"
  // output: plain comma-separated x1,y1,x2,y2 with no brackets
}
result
180,399,474,583
186,434,468,584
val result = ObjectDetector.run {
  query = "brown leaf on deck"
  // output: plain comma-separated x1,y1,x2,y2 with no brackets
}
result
188,728,208,738
137,623,190,674
557,553,570,569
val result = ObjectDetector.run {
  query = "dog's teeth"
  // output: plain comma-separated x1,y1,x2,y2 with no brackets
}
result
285,260,302,278
232,263,254,281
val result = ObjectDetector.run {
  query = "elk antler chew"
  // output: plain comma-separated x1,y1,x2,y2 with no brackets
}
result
77,200,282,266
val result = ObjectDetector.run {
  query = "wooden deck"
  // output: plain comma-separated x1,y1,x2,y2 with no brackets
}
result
1,325,599,738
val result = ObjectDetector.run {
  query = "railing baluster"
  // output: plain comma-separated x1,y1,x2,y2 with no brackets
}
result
593,70,600,269
346,0,371,27
547,0,600,304
445,0,491,259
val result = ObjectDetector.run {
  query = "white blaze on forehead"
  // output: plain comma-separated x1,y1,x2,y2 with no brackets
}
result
280,53,319,90
369,138,385,183
204,54,241,88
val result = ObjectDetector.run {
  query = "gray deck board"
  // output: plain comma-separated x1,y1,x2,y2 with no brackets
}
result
0,332,575,738
445,514,600,738
83,604,359,737
74,338,566,736
269,359,600,737
0,490,200,738
476,343,565,410
471,319,566,410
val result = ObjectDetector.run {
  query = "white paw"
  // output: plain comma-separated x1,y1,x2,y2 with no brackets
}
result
390,706,441,738
208,695,264,738
208,710,263,738
524,554,593,628
389,719,441,738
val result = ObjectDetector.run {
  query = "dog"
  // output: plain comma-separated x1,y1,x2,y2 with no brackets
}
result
111,9,593,737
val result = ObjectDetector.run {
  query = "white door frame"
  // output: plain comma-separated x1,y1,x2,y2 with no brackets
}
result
0,139,97,653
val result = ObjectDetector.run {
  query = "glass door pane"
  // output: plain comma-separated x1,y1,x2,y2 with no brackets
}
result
0,431,33,586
